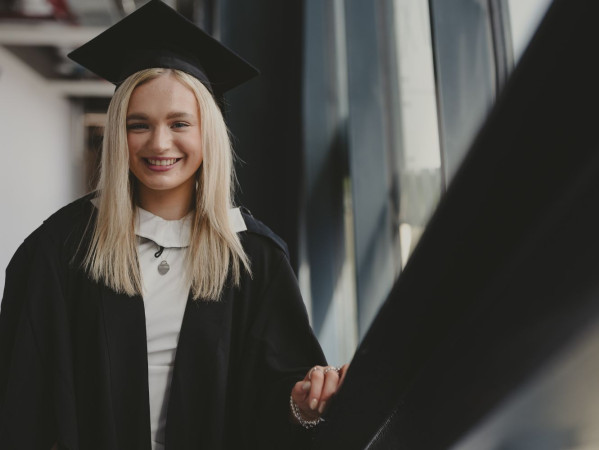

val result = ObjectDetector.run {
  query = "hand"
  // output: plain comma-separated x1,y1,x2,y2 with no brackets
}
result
290,364,349,423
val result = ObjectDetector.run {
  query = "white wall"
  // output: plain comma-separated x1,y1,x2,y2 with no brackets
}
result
0,46,78,294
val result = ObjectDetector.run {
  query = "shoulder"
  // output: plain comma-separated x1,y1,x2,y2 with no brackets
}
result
37,193,96,234
4,194,96,290
239,209,290,261
18,193,96,259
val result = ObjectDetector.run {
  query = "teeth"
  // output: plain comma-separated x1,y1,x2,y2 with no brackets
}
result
147,158,177,166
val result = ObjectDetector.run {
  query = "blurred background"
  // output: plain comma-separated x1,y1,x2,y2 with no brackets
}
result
0,0,552,367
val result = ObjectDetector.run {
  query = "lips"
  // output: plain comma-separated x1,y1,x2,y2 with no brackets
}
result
144,158,181,166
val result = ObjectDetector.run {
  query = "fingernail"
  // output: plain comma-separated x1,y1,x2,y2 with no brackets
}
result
302,381,311,391
318,401,326,414
310,398,318,410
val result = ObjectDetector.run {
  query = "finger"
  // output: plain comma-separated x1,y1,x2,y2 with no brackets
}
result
307,365,324,381
320,368,340,401
318,368,341,414
291,378,312,404
307,366,325,411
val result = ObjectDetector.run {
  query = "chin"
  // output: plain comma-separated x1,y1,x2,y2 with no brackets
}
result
134,174,196,196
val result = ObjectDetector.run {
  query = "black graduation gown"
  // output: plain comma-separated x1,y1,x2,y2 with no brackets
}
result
0,196,326,450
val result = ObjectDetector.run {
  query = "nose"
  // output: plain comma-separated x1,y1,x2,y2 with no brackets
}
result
149,125,171,153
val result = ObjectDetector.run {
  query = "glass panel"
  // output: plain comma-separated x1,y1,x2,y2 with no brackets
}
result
393,0,442,268
301,0,358,363
430,0,497,184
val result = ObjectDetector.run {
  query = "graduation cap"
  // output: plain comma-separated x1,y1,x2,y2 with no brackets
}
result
68,0,259,98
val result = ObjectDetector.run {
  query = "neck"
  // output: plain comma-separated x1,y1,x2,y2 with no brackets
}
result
136,181,194,220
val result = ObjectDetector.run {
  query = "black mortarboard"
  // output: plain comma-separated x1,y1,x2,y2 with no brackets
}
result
67,0,259,97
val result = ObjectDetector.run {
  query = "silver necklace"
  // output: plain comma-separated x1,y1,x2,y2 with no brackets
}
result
154,246,171,275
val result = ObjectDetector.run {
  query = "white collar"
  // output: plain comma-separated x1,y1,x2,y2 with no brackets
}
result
89,198,247,248
135,207,193,248
135,207,248,248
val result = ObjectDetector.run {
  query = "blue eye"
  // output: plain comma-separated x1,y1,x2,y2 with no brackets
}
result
172,122,190,129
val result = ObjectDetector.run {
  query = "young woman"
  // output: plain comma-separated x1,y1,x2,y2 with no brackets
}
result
0,1,347,449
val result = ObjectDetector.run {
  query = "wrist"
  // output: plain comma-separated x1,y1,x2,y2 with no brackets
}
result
289,395,324,429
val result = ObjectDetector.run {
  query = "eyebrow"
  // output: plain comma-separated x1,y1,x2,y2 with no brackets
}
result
126,113,148,121
166,112,194,120
126,112,194,121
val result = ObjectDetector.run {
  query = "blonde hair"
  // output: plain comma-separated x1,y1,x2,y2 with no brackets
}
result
84,68,250,300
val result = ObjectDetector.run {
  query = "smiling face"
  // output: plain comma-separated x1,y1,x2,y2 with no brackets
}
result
126,73,203,211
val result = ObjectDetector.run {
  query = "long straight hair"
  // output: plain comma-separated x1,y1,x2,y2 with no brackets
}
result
83,68,250,300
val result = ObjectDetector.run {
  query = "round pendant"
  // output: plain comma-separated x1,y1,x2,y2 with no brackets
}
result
158,260,170,275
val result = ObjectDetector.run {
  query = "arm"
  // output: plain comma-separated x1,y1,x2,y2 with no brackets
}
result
241,248,328,448
0,232,73,450
0,238,55,448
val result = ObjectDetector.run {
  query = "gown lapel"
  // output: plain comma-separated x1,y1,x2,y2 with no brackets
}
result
100,285,152,450
165,288,234,450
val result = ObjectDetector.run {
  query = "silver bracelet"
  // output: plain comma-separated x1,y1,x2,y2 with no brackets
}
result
289,395,324,429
